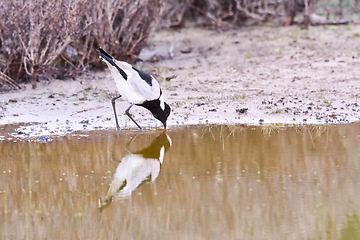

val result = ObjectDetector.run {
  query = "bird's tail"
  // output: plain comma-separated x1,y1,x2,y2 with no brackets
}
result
96,48,128,80
96,48,116,66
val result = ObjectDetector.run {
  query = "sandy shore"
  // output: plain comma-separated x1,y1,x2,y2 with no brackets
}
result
1,25,359,139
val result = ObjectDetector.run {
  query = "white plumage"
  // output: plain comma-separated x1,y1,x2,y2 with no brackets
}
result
97,48,170,130
104,60,161,105
99,133,172,207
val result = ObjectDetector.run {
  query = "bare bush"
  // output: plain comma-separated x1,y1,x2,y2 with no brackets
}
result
1,1,88,89
0,0,161,90
0,0,356,90
65,0,161,76
159,0,282,28
159,0,356,28
159,0,193,28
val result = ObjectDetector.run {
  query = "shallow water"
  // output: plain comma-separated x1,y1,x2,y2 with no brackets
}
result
1,123,360,239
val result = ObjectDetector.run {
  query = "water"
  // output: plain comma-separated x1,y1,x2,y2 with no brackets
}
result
1,124,360,239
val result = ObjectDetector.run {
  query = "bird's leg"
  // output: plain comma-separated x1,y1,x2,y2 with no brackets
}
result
125,104,142,130
124,135,138,153
111,95,122,130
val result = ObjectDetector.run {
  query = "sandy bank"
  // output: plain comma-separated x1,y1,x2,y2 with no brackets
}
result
1,25,359,139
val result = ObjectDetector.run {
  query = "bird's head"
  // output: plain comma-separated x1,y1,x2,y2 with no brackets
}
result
141,97,171,129
153,102,171,129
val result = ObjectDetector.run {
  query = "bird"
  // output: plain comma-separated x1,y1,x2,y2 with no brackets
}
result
97,48,171,130
99,132,172,207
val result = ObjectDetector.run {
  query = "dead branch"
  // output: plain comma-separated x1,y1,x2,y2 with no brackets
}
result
0,71,21,89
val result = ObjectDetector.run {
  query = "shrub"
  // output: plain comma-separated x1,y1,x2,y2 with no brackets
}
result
0,0,161,89
0,0,354,90
159,0,355,28
159,0,282,29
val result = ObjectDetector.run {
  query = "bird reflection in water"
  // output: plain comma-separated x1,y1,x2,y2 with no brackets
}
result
99,132,172,208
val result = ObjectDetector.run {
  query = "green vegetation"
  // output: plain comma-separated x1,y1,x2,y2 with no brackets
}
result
272,109,283,114
245,53,252,59
323,99,332,107
228,94,246,100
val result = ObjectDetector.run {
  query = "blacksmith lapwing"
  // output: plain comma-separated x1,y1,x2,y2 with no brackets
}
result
97,48,171,130
99,132,172,206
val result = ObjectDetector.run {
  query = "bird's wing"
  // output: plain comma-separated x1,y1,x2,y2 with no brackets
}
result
131,66,153,86
115,60,162,102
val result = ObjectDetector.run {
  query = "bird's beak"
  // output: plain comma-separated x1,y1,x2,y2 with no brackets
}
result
163,121,167,129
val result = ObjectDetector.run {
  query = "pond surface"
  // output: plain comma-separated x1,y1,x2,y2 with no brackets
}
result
1,123,360,239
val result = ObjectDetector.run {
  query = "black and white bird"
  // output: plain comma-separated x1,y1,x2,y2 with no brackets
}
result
97,48,171,130
99,132,172,207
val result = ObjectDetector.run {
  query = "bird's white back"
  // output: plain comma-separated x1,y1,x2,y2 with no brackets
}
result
107,60,161,105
